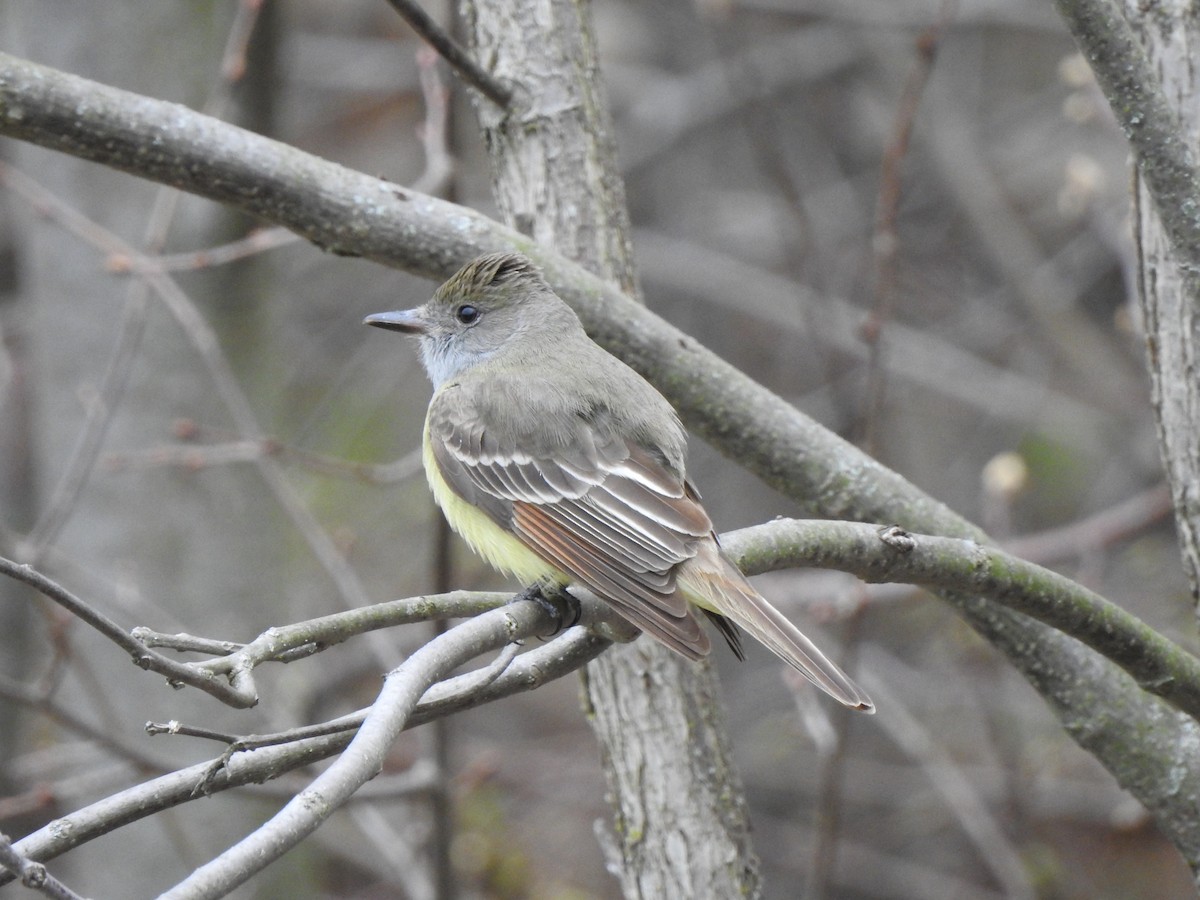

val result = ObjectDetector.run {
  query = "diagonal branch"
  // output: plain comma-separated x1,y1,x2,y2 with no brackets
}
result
0,556,253,708
1053,0,1200,274
383,0,513,107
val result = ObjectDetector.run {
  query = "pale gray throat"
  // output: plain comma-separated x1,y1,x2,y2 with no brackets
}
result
420,335,499,388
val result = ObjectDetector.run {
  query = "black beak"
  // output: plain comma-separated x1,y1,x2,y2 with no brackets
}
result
363,309,426,334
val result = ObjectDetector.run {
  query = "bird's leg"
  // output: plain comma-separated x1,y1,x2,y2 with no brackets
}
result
512,581,582,636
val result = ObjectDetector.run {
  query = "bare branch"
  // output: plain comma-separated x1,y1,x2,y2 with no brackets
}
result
0,556,253,708
0,833,84,900
1054,0,1200,274
726,520,1200,722
156,599,562,898
2,622,608,886
383,0,513,108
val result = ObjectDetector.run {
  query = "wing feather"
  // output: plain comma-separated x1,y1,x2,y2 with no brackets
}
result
427,384,715,658
531,497,678,575
512,503,708,658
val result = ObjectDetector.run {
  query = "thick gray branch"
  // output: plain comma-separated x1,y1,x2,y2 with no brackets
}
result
1054,0,1200,268
726,520,1200,721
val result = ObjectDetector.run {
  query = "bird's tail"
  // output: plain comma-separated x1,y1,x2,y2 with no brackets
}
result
678,543,874,713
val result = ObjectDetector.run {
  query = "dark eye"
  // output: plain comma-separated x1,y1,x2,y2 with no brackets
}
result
456,304,479,324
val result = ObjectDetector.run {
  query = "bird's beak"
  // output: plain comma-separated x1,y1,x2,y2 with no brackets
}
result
363,308,427,335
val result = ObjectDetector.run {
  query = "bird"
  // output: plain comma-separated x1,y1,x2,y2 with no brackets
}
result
364,251,873,712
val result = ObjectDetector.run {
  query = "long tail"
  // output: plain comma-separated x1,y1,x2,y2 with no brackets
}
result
678,542,874,713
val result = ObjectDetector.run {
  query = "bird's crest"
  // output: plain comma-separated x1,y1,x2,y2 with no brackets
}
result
435,252,546,305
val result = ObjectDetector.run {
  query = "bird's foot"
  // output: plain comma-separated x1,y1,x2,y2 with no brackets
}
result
512,583,581,636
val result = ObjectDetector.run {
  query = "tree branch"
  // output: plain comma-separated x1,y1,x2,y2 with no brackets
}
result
383,0,513,107
0,832,84,900
3,48,1200,868
0,556,253,708
1053,0,1200,273
726,520,1200,722
2,621,610,887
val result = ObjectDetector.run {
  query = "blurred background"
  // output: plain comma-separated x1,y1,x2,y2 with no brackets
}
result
0,0,1192,897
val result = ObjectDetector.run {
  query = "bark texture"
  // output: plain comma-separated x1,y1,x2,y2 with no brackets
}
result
1123,0,1200,606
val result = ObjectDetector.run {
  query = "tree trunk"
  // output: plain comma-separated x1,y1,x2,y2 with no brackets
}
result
1124,0,1200,608
459,2,761,896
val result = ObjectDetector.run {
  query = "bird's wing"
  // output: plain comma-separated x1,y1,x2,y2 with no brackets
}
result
427,386,715,658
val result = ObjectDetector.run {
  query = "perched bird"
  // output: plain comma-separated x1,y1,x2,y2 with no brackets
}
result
365,252,873,712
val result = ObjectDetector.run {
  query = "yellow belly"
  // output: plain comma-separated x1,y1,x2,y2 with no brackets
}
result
422,422,564,586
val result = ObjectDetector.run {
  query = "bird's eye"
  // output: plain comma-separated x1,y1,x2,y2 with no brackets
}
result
456,304,480,324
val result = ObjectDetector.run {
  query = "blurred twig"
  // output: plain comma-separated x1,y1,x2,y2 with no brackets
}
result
1001,482,1172,564
0,557,253,708
861,0,956,453
219,0,266,84
619,28,857,175
919,95,1144,411
120,227,299,272
411,45,455,196
0,671,165,772
799,613,861,900
859,652,1034,900
104,428,424,485
636,230,1109,445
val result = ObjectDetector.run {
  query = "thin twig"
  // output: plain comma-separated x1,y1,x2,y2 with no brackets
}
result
157,599,559,898
219,0,267,84
860,0,957,453
411,45,455,196
119,226,299,272
0,556,253,708
383,0,513,108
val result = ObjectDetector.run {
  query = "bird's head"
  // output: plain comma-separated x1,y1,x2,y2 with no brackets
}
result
365,251,582,387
